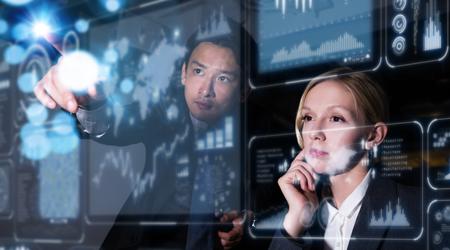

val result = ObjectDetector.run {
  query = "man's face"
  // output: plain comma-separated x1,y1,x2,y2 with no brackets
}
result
182,42,240,124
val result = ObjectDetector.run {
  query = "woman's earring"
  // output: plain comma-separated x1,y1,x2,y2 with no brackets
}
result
366,143,379,167
363,141,376,167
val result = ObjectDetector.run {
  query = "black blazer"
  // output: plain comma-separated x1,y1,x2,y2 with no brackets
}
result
269,177,424,250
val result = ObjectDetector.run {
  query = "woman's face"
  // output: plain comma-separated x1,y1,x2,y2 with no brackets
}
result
301,80,368,176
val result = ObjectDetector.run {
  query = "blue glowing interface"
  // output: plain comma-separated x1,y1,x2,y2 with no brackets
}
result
257,0,374,73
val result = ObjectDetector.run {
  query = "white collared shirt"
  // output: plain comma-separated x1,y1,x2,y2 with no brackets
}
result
323,169,372,250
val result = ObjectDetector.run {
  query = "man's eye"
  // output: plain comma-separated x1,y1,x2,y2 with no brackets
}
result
193,68,203,75
218,75,231,82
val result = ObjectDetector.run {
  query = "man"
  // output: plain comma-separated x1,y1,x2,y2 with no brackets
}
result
34,26,245,249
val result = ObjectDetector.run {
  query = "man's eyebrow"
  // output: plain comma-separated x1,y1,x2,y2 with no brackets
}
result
190,60,206,68
220,69,239,76
191,60,239,76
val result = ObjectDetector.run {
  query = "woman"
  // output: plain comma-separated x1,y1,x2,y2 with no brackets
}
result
269,68,422,250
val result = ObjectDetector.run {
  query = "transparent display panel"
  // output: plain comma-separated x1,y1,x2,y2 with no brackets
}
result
249,121,423,240
249,0,381,87
386,0,449,67
427,200,450,250
427,118,450,190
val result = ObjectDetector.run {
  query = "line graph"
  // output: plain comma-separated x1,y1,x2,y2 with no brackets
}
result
423,0,443,51
91,125,191,202
369,199,410,227
271,32,365,64
258,0,374,73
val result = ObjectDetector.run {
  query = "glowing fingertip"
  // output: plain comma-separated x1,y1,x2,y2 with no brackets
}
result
57,51,100,93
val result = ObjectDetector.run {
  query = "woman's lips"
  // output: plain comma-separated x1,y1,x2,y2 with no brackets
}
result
194,100,213,110
309,148,329,158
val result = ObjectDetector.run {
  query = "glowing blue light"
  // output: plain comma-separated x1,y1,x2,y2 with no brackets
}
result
38,150,80,219
20,123,45,140
4,44,26,65
48,131,79,154
75,19,89,33
18,72,38,93
104,48,118,64
32,21,52,39
167,104,179,120
20,124,51,160
152,87,160,103
1,0,33,6
50,112,76,135
12,23,31,41
26,103,48,125
105,0,120,12
120,78,133,94
0,19,8,34
22,133,51,160
174,28,180,38
99,63,111,81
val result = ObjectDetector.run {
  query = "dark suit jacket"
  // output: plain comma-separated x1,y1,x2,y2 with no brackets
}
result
269,177,424,250
80,98,241,249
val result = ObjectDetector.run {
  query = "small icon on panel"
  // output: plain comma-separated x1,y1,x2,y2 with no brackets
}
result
434,211,443,222
444,206,450,221
393,0,407,11
392,36,406,55
432,231,443,245
392,14,407,34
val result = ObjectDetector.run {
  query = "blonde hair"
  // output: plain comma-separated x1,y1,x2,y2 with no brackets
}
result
295,68,389,148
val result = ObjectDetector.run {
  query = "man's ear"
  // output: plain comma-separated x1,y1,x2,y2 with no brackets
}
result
365,122,388,150
181,62,187,86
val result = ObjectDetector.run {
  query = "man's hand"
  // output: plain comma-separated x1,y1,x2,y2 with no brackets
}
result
33,63,98,113
217,211,244,250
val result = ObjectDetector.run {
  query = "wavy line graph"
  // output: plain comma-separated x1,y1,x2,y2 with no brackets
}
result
91,125,191,200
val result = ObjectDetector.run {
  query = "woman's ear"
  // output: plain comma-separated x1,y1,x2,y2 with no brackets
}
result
365,122,388,150
181,63,187,86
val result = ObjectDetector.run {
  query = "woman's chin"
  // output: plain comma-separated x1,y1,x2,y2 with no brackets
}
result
305,155,328,174
311,164,329,175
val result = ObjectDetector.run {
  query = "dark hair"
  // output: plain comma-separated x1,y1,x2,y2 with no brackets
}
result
184,18,243,68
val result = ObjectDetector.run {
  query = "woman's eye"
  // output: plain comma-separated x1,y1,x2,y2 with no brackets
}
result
331,116,345,122
302,115,312,121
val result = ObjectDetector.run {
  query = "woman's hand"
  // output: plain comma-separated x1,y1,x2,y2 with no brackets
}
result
278,150,319,237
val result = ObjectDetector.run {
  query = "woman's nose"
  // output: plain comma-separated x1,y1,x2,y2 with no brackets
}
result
307,121,326,141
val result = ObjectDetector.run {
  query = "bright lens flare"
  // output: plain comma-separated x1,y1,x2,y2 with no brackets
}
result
57,51,100,93
32,21,51,38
